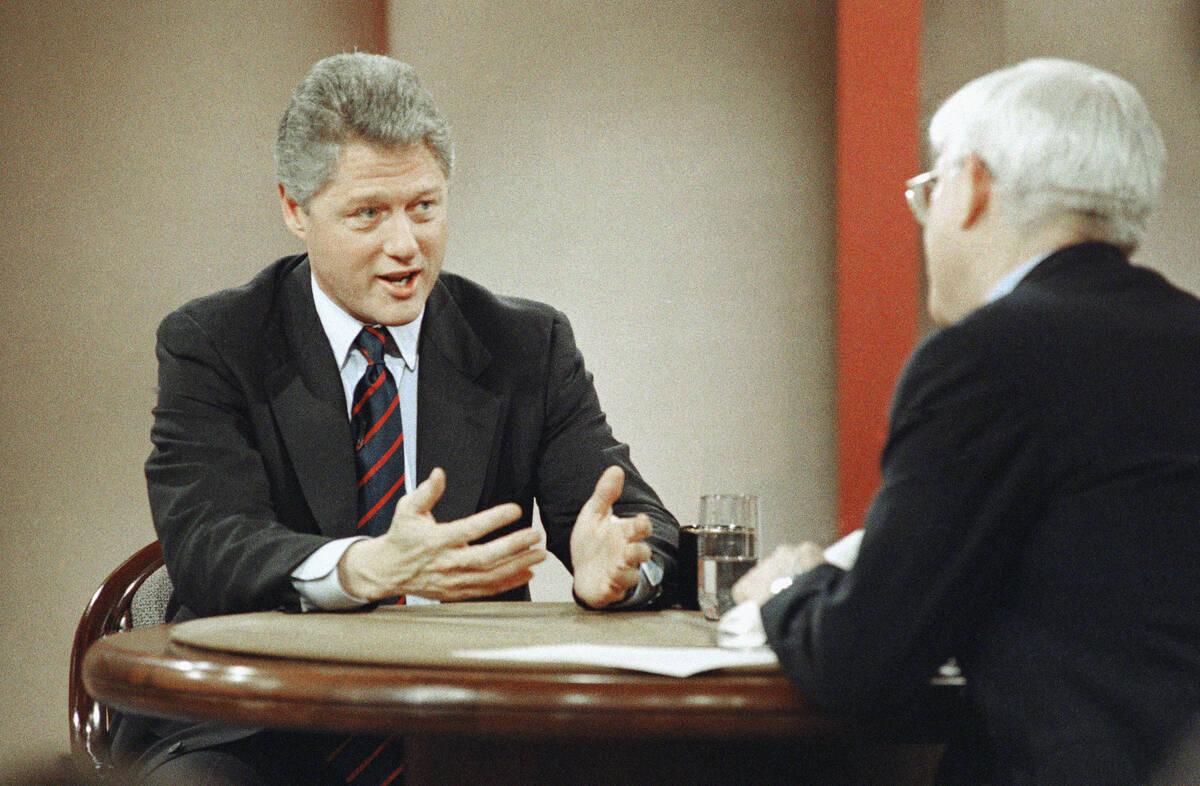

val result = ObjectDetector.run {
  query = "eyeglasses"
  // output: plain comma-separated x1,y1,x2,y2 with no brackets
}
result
904,170,938,225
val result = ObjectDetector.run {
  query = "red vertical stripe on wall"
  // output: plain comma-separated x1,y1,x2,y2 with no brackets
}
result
834,1,923,535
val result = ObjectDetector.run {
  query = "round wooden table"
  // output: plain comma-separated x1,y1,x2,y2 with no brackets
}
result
83,604,952,784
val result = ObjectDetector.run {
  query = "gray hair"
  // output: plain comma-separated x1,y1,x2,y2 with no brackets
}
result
928,58,1165,249
275,53,454,207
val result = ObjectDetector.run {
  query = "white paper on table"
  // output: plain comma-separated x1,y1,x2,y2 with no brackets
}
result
451,643,778,678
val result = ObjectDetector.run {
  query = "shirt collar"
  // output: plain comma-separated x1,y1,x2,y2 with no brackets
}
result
986,251,1052,304
310,272,422,372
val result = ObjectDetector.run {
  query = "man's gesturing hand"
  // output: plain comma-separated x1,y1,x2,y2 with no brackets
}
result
570,466,654,608
338,468,546,602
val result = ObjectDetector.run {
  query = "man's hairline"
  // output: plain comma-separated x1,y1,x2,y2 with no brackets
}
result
283,137,453,210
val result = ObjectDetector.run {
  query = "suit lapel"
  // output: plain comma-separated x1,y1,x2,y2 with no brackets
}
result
265,261,358,538
417,280,506,522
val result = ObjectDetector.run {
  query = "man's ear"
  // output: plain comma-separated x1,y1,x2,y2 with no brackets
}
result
962,153,993,230
279,184,306,240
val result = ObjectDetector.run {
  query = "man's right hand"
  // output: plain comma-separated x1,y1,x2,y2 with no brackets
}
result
337,467,546,602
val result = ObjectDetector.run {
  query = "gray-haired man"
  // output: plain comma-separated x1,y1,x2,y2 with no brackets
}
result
736,58,1200,784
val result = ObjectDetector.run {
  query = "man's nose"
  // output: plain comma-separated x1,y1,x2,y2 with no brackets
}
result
382,214,419,260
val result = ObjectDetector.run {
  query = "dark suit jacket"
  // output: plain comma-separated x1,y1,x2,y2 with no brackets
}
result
762,243,1200,784
115,255,681,772
145,254,680,618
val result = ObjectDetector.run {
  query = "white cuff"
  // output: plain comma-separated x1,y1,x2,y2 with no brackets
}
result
823,528,864,570
606,557,664,609
291,537,371,611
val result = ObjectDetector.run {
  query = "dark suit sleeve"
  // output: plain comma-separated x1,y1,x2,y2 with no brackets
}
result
146,309,329,616
531,312,681,609
761,321,1043,716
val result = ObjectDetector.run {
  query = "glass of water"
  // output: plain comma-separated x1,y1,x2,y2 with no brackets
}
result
693,494,759,620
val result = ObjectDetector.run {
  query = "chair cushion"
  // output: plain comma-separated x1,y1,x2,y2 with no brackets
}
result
131,566,173,628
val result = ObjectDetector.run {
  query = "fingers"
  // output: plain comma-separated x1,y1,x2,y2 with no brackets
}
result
730,541,829,605
622,514,652,542
395,467,447,518
453,544,547,578
594,564,643,607
623,540,652,567
442,568,536,602
613,565,641,589
768,542,824,574
731,559,780,605
435,549,546,601
477,567,537,599
794,541,826,572
392,531,546,602
763,545,798,573
450,527,545,570
767,545,793,560
607,515,651,566
583,465,625,518
430,502,523,547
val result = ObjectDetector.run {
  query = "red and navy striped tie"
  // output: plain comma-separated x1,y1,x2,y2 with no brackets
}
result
351,325,406,540
325,325,406,785
324,733,404,786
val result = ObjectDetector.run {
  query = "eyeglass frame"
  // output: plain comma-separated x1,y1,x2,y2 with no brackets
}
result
906,156,977,225
904,170,938,225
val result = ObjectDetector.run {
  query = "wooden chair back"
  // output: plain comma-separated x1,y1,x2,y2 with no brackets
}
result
68,541,168,772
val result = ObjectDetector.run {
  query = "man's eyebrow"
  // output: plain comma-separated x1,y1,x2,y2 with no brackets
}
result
343,182,445,202
412,182,446,196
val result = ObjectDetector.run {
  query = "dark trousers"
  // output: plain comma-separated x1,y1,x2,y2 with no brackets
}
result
115,719,402,786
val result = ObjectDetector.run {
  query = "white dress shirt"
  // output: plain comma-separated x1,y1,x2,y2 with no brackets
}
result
290,274,660,610
290,275,431,609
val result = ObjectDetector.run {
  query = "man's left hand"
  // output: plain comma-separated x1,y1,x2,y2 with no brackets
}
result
570,466,654,608
732,542,825,606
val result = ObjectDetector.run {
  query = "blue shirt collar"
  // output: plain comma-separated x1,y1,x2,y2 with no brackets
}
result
985,251,1053,304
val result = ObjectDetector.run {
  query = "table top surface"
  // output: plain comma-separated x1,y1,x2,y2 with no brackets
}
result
167,602,773,672
82,603,955,740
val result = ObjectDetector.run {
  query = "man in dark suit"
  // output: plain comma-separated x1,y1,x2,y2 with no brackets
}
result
122,52,680,784
734,58,1200,783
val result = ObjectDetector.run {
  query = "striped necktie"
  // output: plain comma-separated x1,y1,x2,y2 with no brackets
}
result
324,733,404,786
324,326,407,784
351,325,406,538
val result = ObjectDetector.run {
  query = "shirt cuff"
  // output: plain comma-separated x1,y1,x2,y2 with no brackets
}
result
605,556,665,609
290,537,372,611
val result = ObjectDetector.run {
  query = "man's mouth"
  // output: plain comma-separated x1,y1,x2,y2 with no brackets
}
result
378,270,420,297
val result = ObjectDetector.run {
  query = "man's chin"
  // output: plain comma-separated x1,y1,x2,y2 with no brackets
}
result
377,310,422,326
365,294,430,326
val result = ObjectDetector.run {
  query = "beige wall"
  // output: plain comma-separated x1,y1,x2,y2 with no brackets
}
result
0,0,384,766
388,2,839,597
